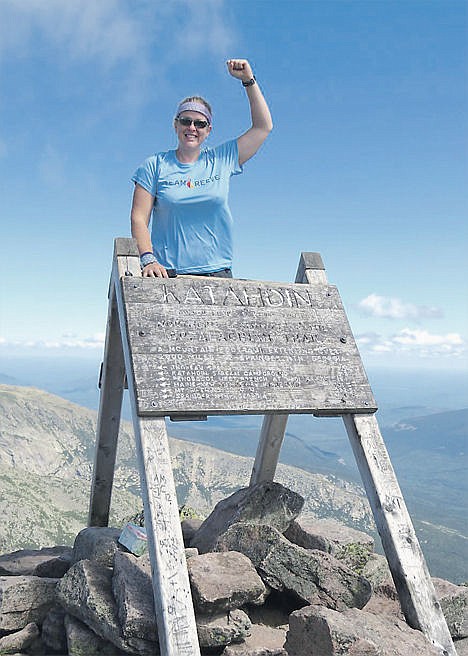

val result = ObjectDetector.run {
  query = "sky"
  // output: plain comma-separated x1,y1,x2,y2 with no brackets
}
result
0,0,467,375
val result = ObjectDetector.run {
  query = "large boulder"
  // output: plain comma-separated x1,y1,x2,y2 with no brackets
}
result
196,609,251,649
0,546,72,578
188,551,267,614
112,551,158,643
0,622,39,654
191,482,304,554
364,577,468,640
223,623,287,655
284,516,374,556
41,605,68,654
64,613,128,656
72,527,121,567
284,605,439,656
56,559,158,655
216,524,371,611
433,578,468,639
0,575,58,631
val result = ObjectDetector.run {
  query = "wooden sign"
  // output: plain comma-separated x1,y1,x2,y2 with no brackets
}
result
121,276,376,416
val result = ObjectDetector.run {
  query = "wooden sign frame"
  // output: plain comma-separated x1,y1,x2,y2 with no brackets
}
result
88,238,455,656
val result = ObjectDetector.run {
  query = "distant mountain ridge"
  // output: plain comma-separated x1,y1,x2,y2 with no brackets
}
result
0,383,466,582
0,384,372,547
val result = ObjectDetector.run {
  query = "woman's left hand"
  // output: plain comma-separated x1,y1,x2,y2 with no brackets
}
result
227,59,254,83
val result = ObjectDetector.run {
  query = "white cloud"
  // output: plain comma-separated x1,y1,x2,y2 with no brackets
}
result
0,1,144,65
0,333,105,351
356,329,466,359
0,1,236,66
357,293,443,321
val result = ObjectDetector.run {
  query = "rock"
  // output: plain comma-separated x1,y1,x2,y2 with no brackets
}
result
181,518,203,546
455,637,468,655
0,623,39,654
0,546,72,578
360,552,391,589
112,551,158,642
284,605,439,656
284,516,374,556
0,576,58,631
363,580,404,621
41,605,67,654
364,577,468,640
216,524,371,611
72,527,121,567
223,623,287,655
196,609,251,649
185,547,199,559
433,578,468,639
191,482,304,554
56,559,158,655
188,551,267,614
64,613,128,656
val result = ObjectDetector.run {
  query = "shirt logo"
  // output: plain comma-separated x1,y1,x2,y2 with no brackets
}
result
167,174,221,188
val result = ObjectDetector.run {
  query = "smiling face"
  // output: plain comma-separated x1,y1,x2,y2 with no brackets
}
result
174,110,212,153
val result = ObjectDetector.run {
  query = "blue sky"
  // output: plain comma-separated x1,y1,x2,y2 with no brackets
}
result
0,0,467,373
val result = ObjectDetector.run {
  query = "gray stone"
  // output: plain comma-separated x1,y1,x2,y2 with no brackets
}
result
433,578,468,639
64,613,128,656
0,546,72,578
56,559,158,655
284,605,439,656
72,527,121,567
0,623,39,654
112,551,158,642
196,609,251,649
223,623,287,655
284,516,374,556
360,552,391,589
191,482,304,554
364,577,468,640
455,637,468,655
185,547,199,559
216,524,371,611
182,518,204,546
41,605,67,654
188,551,267,614
0,576,58,631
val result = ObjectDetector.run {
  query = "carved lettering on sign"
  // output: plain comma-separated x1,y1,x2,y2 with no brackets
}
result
122,277,376,415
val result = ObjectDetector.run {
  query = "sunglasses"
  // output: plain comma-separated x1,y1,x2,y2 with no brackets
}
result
177,116,210,129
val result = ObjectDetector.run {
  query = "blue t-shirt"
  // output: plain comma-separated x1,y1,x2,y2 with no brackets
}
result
132,140,243,274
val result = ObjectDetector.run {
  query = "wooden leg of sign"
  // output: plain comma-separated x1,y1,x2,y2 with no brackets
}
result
343,414,455,656
88,291,125,527
250,414,289,486
132,415,201,656
114,274,200,656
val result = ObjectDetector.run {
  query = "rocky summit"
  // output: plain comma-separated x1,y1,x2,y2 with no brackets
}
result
0,481,467,655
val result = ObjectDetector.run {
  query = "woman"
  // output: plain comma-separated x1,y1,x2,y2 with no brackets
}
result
130,59,273,278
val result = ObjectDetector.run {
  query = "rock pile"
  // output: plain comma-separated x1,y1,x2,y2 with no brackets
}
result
0,482,467,656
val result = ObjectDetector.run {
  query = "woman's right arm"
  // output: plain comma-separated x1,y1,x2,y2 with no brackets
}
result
130,183,168,278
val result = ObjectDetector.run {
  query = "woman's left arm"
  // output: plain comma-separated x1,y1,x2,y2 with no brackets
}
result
227,59,273,166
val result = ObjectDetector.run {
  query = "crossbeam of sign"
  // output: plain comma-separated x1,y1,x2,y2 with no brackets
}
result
121,276,376,417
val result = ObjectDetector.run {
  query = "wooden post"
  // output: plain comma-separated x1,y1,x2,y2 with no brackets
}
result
250,253,328,486
343,414,455,655
88,239,141,526
114,245,201,656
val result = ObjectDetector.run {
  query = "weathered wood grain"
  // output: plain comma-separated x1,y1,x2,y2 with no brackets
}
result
88,242,140,527
120,277,376,416
250,252,329,486
116,269,201,656
343,414,456,656
88,287,125,527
